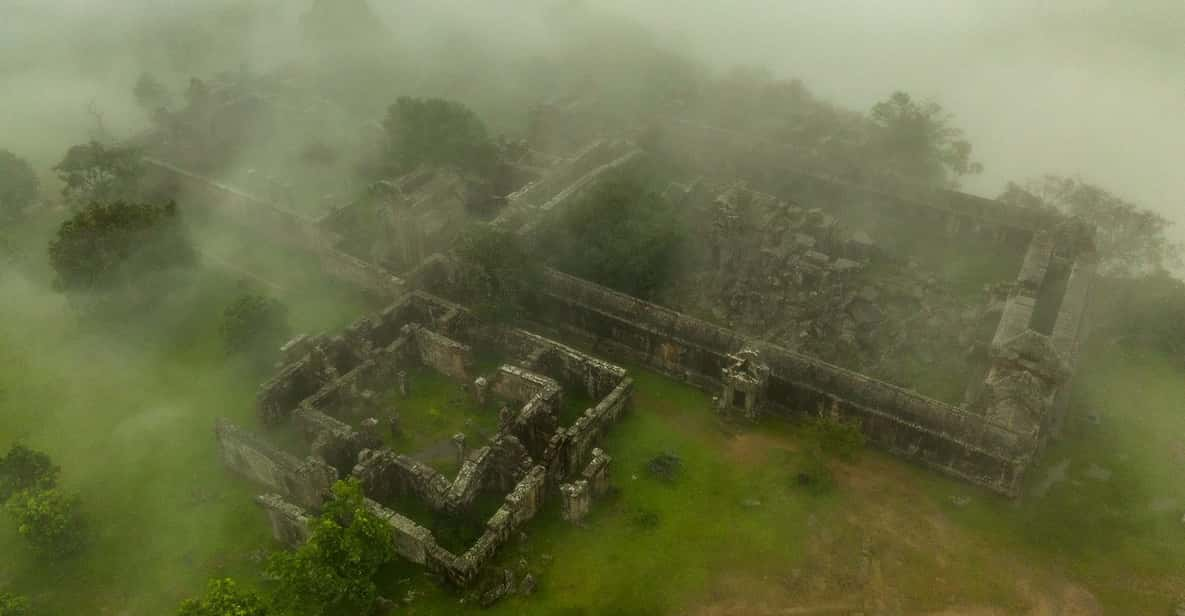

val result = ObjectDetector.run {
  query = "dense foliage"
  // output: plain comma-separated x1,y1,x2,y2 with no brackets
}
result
177,579,269,616
0,445,59,504
48,201,196,294
6,487,86,559
0,150,38,220
382,97,498,178
868,91,982,188
133,72,172,113
999,175,1180,276
542,166,686,299
264,480,394,616
221,295,290,358
0,593,29,616
454,226,541,324
53,141,144,207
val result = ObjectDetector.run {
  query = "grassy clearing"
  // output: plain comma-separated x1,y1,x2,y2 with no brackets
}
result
390,369,834,615
381,366,499,468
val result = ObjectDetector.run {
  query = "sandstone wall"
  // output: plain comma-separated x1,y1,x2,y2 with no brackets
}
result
215,419,336,509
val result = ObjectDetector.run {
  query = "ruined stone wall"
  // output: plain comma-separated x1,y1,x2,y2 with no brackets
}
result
524,268,1030,495
144,157,406,298
490,365,561,406
409,325,472,381
505,330,627,400
660,120,1052,242
256,493,313,547
215,419,336,509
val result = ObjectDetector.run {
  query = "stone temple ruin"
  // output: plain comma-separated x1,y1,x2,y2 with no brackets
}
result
149,106,1098,588
216,291,631,585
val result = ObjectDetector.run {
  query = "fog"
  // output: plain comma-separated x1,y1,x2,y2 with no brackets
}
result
2,1,1185,613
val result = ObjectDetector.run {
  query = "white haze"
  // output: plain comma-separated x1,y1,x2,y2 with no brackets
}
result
2,0,1183,239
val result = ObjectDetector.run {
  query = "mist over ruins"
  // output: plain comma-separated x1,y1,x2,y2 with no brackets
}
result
1,2,1184,615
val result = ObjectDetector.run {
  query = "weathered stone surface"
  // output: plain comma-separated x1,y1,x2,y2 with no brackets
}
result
255,493,313,546
215,419,336,509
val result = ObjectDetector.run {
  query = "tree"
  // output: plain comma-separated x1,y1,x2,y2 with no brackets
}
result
133,72,172,113
6,487,86,558
542,165,686,299
53,141,144,207
48,200,196,295
868,91,982,188
999,175,1179,276
177,578,269,616
0,593,29,616
221,295,290,357
383,97,498,178
265,479,393,616
0,445,59,504
0,150,38,220
454,226,541,324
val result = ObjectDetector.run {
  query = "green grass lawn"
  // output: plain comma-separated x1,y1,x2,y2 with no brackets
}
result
381,366,500,471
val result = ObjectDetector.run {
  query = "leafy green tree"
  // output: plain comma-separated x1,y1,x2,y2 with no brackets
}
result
265,479,393,616
455,226,541,324
999,175,1179,276
53,141,144,207
0,150,38,220
868,91,982,188
0,593,29,616
177,578,269,616
6,487,86,559
48,201,196,294
221,295,290,358
542,165,686,299
0,445,59,504
383,97,498,178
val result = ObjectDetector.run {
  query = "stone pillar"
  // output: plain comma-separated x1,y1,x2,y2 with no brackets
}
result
582,448,612,497
474,376,490,407
388,412,402,438
498,405,515,431
397,370,409,398
453,433,467,467
559,480,591,523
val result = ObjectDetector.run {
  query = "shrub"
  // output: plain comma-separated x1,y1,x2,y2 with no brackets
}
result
177,578,269,616
0,592,29,616
803,408,866,460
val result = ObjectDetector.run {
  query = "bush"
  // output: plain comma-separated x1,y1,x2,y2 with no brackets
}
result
6,487,86,559
383,97,498,178
177,578,269,616
0,444,59,504
802,408,866,460
0,593,28,616
793,450,836,496
221,295,290,357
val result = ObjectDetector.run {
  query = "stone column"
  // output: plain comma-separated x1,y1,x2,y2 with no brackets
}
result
453,433,467,467
396,370,409,398
559,480,591,523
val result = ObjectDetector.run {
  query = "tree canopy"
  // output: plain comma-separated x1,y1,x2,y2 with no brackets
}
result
54,141,144,207
6,487,86,559
48,200,196,295
999,175,1179,276
868,91,982,188
454,225,542,324
542,165,686,299
0,445,59,504
383,97,499,178
0,150,39,220
0,592,29,616
264,479,394,616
